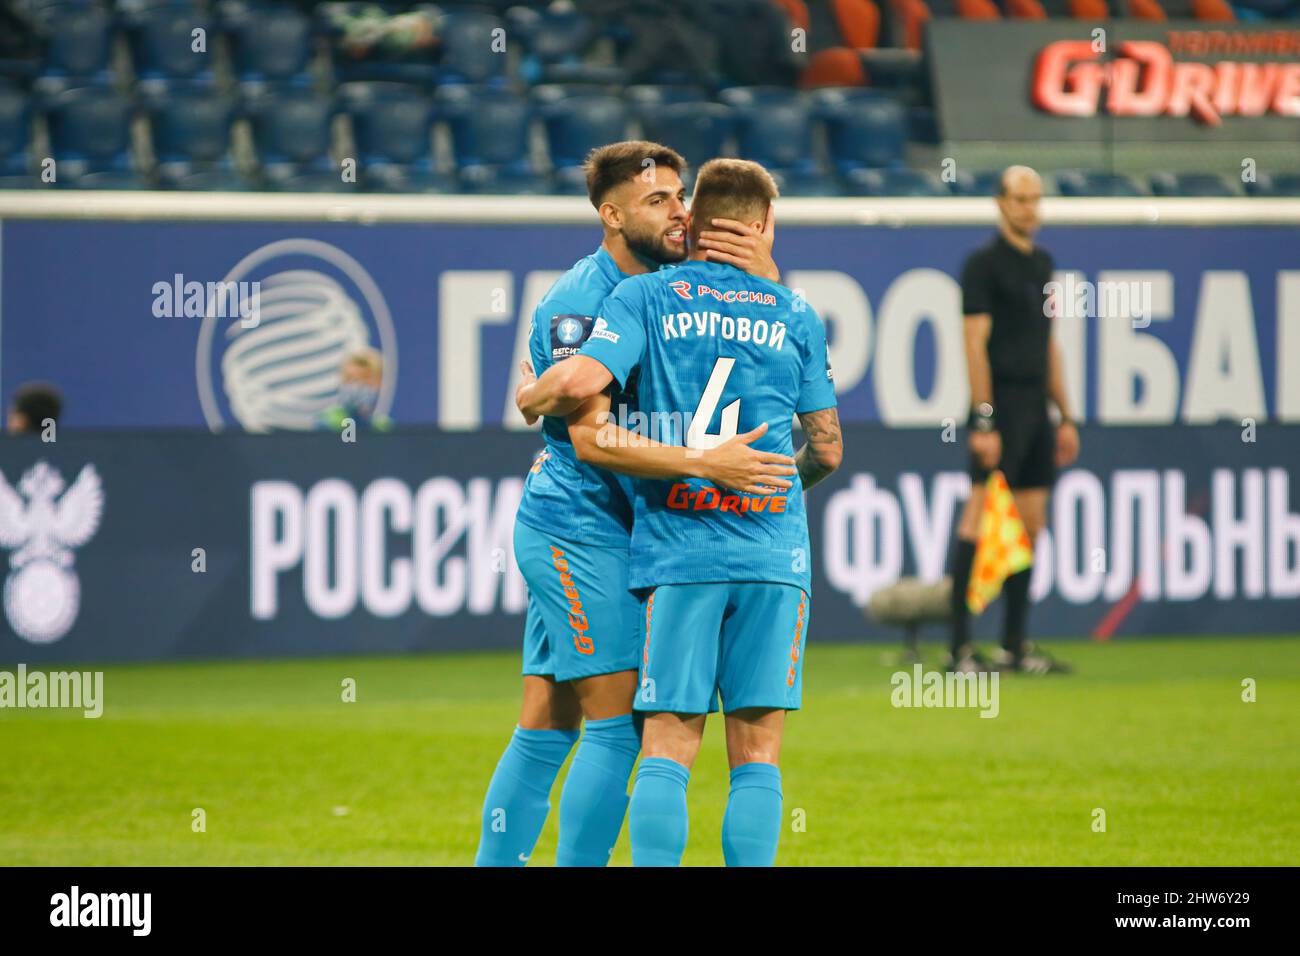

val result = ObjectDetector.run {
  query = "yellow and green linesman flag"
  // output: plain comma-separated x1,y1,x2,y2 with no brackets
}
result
967,470,1034,614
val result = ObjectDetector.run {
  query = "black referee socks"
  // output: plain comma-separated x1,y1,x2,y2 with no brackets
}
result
948,538,977,656
1002,569,1033,657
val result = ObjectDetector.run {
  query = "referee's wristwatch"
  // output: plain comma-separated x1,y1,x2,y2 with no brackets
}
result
968,402,996,433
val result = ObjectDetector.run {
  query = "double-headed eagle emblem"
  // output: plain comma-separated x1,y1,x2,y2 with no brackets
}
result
0,461,103,643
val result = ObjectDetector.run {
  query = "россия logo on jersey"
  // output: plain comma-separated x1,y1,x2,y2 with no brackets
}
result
195,239,397,433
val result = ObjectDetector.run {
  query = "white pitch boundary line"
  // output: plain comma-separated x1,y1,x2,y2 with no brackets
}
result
1,191,1299,225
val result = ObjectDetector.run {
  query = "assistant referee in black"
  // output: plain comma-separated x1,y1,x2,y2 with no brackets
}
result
947,165,1079,674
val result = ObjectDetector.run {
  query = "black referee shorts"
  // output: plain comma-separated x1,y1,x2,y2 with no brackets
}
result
969,384,1056,491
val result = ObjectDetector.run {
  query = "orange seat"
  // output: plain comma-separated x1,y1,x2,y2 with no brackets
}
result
800,47,869,87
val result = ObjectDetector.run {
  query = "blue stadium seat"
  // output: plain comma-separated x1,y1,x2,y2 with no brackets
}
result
35,3,115,95
529,83,608,108
812,87,908,173
769,168,842,197
221,2,314,92
720,87,836,194
1246,173,1300,198
0,83,33,178
437,85,546,193
438,10,507,86
539,93,629,170
43,86,141,187
341,83,452,193
459,164,552,195
845,168,947,197
637,102,731,168
245,90,347,191
1056,171,1144,197
65,169,151,189
623,85,712,115
508,6,616,86
949,169,1002,196
551,165,589,196
127,3,216,95
1149,172,1238,197
147,89,238,189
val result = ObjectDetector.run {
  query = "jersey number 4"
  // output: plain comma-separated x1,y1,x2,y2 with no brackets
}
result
687,357,740,450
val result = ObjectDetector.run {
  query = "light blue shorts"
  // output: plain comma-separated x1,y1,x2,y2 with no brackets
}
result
635,582,810,714
515,520,641,682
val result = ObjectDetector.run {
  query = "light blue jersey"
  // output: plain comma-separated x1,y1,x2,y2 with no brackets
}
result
514,246,638,545
578,259,837,593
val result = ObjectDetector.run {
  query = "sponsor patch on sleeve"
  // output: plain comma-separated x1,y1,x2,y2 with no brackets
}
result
588,317,620,344
551,314,594,359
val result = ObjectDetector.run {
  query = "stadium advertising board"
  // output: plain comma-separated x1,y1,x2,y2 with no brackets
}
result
928,20,1300,144
2,218,1299,428
1,424,1296,665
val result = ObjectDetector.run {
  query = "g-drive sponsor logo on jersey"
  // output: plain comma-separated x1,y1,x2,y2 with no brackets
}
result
196,239,397,433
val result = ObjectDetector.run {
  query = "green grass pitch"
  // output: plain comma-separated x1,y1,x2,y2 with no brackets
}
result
2,636,1297,866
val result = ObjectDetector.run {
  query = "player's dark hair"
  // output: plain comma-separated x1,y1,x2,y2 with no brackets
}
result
688,158,779,246
12,381,62,431
583,141,687,209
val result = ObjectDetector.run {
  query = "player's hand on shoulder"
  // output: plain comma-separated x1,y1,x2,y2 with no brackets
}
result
697,205,780,283
699,421,796,495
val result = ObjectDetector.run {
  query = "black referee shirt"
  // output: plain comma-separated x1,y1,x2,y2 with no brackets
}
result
960,234,1054,389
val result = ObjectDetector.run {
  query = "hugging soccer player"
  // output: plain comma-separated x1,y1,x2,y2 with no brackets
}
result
517,158,843,866
474,142,788,866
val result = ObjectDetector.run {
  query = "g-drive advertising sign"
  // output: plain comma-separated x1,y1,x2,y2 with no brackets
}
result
1,425,1297,665
2,218,1299,429
929,20,1300,142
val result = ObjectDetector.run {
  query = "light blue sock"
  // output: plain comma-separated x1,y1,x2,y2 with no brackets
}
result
722,763,783,867
474,726,578,866
629,757,691,867
556,714,641,866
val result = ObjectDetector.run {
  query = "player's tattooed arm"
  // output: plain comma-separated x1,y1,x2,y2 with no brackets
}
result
516,357,614,425
568,397,796,495
696,204,780,283
795,406,843,490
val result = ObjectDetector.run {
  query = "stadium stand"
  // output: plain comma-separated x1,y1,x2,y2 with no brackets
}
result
341,81,447,192
1149,171,1241,197
0,0,1283,196
34,1,116,95
43,85,142,188
146,87,243,189
1056,170,1146,197
124,2,217,96
219,1,317,93
0,80,37,187
244,87,341,191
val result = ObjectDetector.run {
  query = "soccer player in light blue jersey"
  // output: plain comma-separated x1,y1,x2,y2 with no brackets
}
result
475,143,793,867
518,159,844,866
